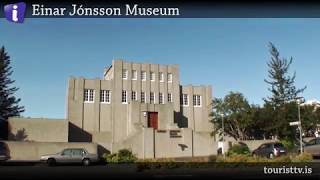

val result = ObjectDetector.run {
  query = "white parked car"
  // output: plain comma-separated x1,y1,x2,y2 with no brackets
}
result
40,148,98,166
303,138,320,157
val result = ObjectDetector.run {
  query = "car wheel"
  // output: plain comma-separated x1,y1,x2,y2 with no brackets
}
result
269,153,274,159
82,159,90,166
47,158,56,166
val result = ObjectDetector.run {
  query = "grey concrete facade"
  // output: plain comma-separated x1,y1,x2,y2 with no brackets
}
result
8,117,68,142
2,141,98,161
8,60,216,159
67,60,213,154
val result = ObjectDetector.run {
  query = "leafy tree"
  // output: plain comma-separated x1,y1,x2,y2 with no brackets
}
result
0,46,24,138
211,91,258,140
263,43,306,139
300,105,320,134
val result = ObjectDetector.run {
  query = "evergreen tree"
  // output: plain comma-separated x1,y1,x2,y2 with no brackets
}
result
263,43,306,139
0,46,24,122
264,43,306,106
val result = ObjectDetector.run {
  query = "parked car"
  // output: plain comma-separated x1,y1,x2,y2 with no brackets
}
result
303,138,320,157
0,142,9,161
252,142,286,159
40,148,98,166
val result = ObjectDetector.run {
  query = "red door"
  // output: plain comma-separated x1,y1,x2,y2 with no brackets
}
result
148,112,158,130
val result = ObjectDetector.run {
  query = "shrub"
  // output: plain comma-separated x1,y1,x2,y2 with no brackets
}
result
103,153,118,163
216,154,251,163
246,155,270,163
103,149,137,163
117,149,137,163
135,158,180,171
208,155,218,162
291,153,313,162
215,153,312,163
280,138,296,153
136,159,152,171
271,155,292,163
159,160,179,169
227,144,251,156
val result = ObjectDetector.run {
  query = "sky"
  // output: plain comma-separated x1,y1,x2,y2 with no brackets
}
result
0,18,319,119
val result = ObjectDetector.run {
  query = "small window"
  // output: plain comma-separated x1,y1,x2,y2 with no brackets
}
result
150,72,155,81
141,71,146,81
141,92,146,103
168,93,172,102
122,69,128,79
132,91,137,101
193,95,201,107
159,72,164,82
150,92,155,104
100,90,111,103
167,73,173,83
84,89,94,103
159,93,164,104
132,70,137,80
181,94,188,106
122,90,127,104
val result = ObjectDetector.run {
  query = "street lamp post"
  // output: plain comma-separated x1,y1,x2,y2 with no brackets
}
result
297,99,303,155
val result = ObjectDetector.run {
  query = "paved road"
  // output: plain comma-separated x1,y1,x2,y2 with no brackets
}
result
0,163,319,180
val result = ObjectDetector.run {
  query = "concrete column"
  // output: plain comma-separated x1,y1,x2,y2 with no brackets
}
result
94,79,101,132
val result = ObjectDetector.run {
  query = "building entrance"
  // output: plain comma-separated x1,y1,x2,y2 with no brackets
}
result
147,112,158,130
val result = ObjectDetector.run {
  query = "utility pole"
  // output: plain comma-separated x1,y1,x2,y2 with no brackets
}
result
221,113,225,158
297,99,303,155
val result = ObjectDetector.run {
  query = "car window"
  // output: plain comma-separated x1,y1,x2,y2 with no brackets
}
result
62,149,72,156
316,139,320,145
72,149,82,156
265,144,272,148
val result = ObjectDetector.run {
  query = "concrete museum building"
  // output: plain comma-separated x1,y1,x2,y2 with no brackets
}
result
7,60,217,159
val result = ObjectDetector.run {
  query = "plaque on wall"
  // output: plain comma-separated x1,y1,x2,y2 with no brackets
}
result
169,130,182,138
157,130,166,133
